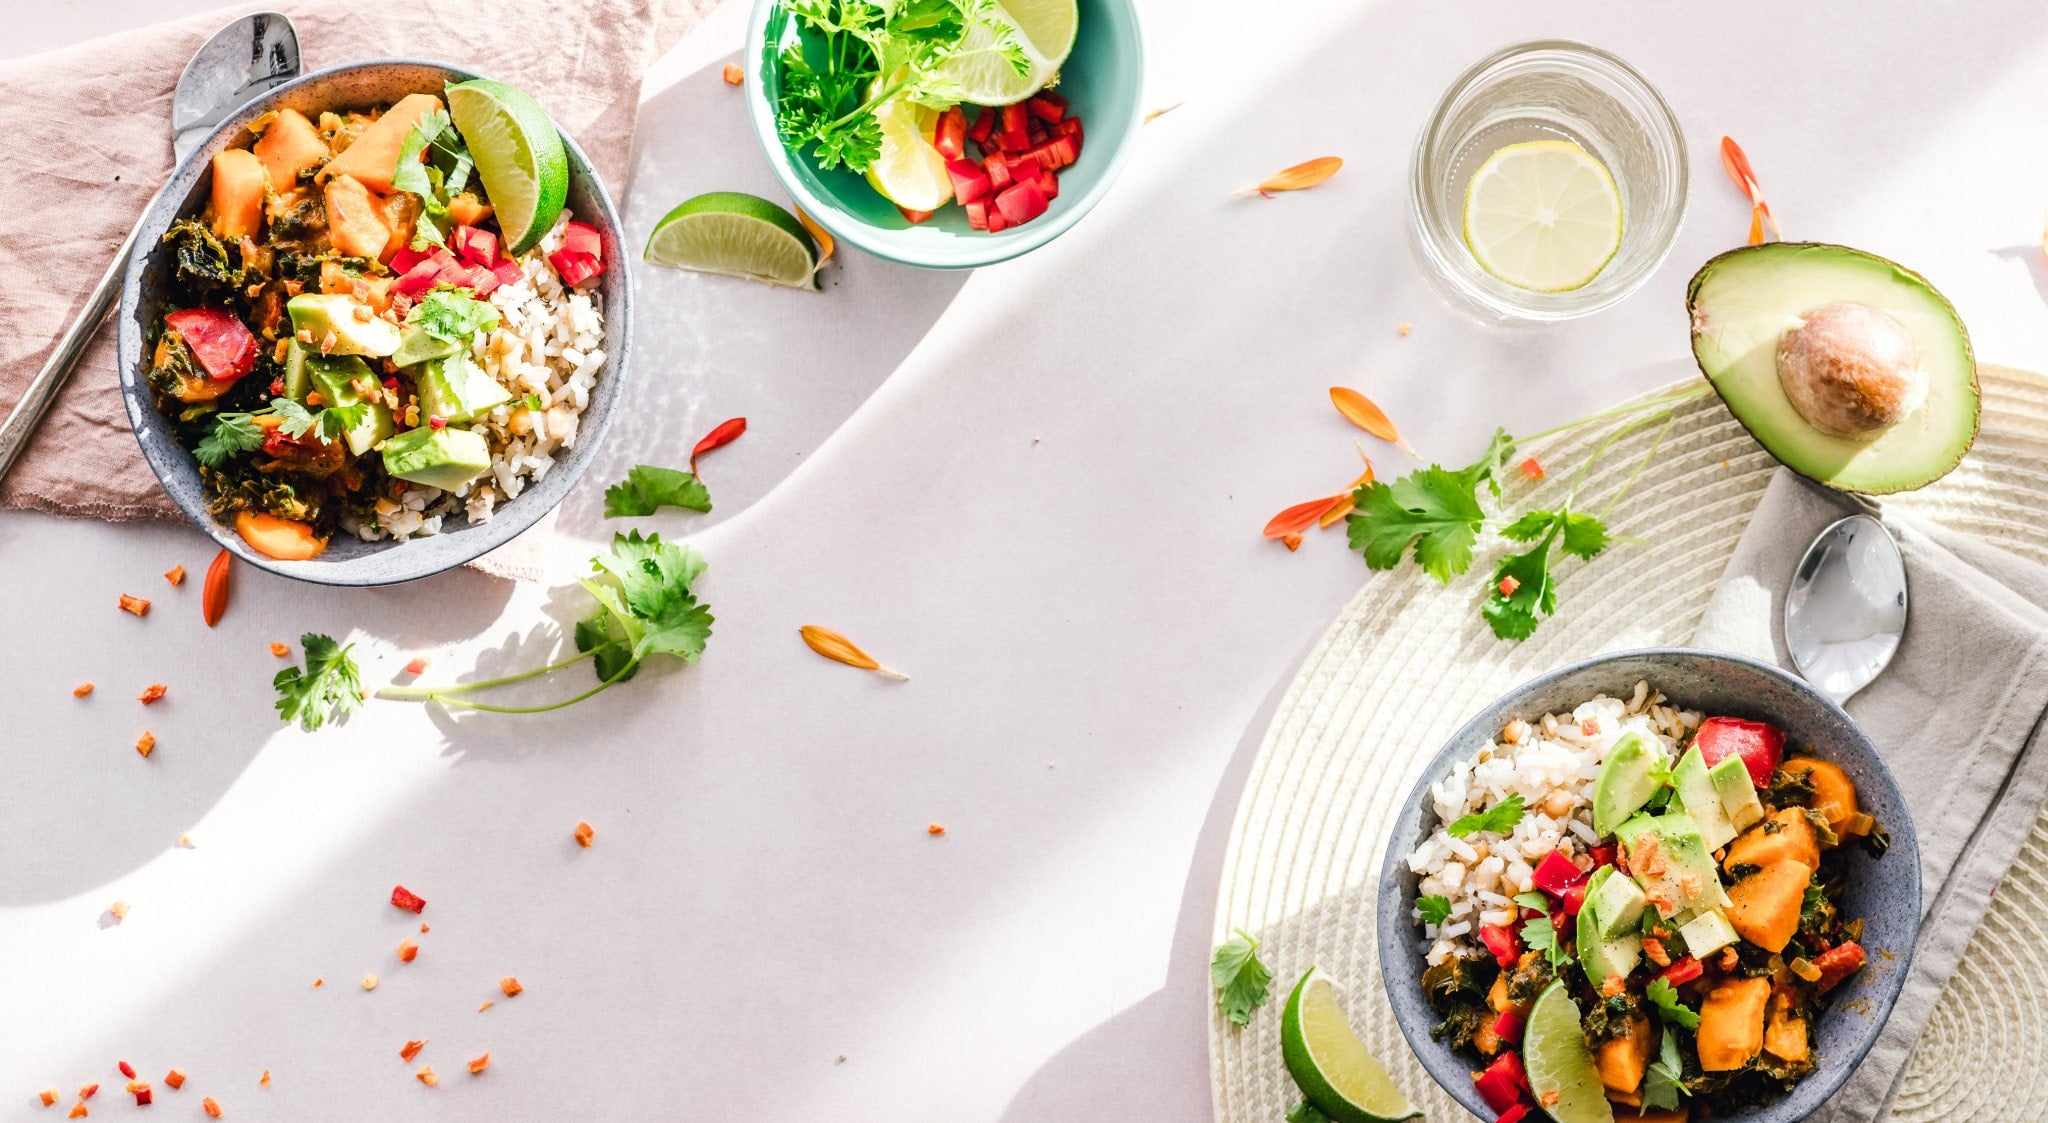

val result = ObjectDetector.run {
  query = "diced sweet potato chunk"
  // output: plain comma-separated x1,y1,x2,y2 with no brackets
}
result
1698,976,1771,1071
1764,988,1809,1062
209,149,267,241
1595,1015,1652,1094
1726,858,1813,953
254,107,329,187
324,174,390,261
1782,757,1859,831
1725,807,1822,873
322,92,442,193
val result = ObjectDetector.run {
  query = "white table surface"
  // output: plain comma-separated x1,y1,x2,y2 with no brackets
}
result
7,1,2048,1119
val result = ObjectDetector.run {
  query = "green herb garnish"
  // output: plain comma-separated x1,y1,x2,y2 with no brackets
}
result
390,107,474,250
1645,975,1701,1029
1641,1024,1690,1110
1512,891,1551,912
274,633,364,732
604,465,713,518
1521,913,1572,970
1210,927,1272,1027
407,288,500,343
1447,793,1525,839
1417,895,1453,926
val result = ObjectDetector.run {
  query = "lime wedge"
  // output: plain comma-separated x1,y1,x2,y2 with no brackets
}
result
1280,968,1423,1123
644,192,817,289
1523,980,1615,1123
939,0,1078,106
863,95,953,212
1462,139,1623,293
447,79,570,257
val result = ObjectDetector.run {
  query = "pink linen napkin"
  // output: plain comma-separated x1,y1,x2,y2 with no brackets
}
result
0,0,712,574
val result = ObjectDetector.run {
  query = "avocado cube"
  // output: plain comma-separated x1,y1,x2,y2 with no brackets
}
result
392,323,462,369
1592,866,1648,939
282,338,313,402
382,425,491,491
414,353,512,424
1675,746,1739,850
1592,732,1659,836
286,293,402,358
1710,756,1767,833
1678,908,1740,958
1616,810,1732,917
305,356,392,456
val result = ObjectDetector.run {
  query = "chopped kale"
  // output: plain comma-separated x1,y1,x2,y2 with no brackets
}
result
161,220,247,303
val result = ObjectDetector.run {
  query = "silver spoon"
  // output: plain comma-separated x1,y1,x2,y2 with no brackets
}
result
1785,512,1908,704
0,12,300,479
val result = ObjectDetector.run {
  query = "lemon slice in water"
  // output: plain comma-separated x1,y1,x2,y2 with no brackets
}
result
1463,139,1623,293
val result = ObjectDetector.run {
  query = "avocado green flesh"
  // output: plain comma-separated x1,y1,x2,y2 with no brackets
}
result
1673,747,1738,851
392,324,462,369
306,356,393,456
1616,810,1730,914
1678,908,1739,957
1575,867,1643,985
382,426,491,491
1709,755,1765,833
1591,733,1659,837
415,353,513,424
286,294,403,358
1688,242,1979,494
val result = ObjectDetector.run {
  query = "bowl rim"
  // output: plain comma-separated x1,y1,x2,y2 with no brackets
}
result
116,57,632,587
1373,646,1921,1121
739,0,1148,270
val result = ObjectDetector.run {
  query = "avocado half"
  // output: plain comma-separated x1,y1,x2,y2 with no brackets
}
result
1686,242,1980,494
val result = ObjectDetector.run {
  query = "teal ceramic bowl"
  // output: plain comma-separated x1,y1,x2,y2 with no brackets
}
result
743,0,1145,269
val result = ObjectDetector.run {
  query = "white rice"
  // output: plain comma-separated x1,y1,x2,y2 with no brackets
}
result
341,211,606,542
1405,681,1702,966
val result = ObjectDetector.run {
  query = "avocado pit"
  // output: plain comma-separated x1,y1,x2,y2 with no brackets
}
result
1775,301,1928,440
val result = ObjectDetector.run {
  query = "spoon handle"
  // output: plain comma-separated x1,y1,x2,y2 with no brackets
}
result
0,213,147,480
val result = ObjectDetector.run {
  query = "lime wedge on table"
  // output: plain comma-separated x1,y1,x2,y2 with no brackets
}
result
1280,968,1422,1123
863,96,954,213
1462,139,1623,293
1523,980,1615,1123
644,192,817,289
447,79,570,256
939,0,1078,105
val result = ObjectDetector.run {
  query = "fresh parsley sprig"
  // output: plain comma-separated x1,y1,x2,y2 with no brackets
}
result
274,633,364,731
1210,927,1273,1027
1416,895,1453,926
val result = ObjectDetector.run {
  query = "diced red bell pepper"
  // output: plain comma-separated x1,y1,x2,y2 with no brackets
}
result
394,249,467,298
561,220,604,262
388,245,430,275
1052,115,1083,154
1477,923,1522,969
1496,1105,1531,1123
1493,1007,1526,1045
999,103,1029,152
964,201,989,231
1474,1050,1527,1114
163,308,258,382
1530,850,1588,897
984,154,1013,191
453,225,499,268
1588,844,1617,869
994,180,1048,226
262,424,324,458
1659,955,1704,986
1813,941,1866,993
548,249,603,287
1561,880,1588,917
1035,169,1060,200
946,158,991,205
934,105,967,160
897,206,935,225
985,207,1010,232
968,105,996,146
1026,118,1048,147
464,262,502,296
391,884,427,913
1696,716,1785,789
1026,92,1066,123
490,258,524,289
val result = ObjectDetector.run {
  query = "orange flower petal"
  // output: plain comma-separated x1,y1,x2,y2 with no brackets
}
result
1264,496,1340,539
794,207,835,270
1231,156,1342,197
799,625,908,681
1329,387,1417,456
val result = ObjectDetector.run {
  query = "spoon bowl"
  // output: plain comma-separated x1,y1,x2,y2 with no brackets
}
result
1786,513,1908,702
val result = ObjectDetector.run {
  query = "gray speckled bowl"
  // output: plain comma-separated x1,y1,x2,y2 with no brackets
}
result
117,60,632,586
1376,649,1920,1122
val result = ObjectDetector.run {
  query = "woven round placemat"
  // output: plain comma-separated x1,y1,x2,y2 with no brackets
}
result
1209,364,2048,1122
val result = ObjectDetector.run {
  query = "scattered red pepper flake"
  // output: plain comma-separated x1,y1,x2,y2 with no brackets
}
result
466,1054,489,1075
477,1000,494,1012
39,1088,58,1106
201,1096,222,1118
402,656,430,676
574,821,594,848
269,642,291,658
126,1081,151,1106
202,549,232,627
499,977,523,997
362,973,378,991
67,1102,87,1119
399,1040,427,1063
164,1069,185,1090
721,63,744,85
78,1084,98,1099
398,939,419,963
1519,456,1545,480
135,732,155,759
391,885,426,913
118,594,150,617
689,417,747,475
117,1063,135,1080
420,923,430,933
138,684,168,705
109,901,130,923
928,823,946,836
259,1071,269,1088
312,978,323,988
164,565,186,586
1499,575,1521,597
1282,533,1303,552
415,1066,437,1087
72,682,93,697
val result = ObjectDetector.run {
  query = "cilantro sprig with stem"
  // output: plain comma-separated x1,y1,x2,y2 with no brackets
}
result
1345,384,1709,641
193,397,371,467
1641,1023,1692,1111
1210,927,1273,1027
1447,793,1525,839
390,106,475,251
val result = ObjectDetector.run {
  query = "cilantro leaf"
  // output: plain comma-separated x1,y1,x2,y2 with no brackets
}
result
1641,1026,1689,1110
194,411,265,467
272,395,367,443
603,465,713,518
1512,891,1551,912
574,610,639,684
1417,895,1453,926
1210,928,1272,1027
1645,976,1701,1029
273,632,363,732
1560,510,1611,560
391,107,471,250
408,289,500,344
1521,913,1572,970
1347,467,1486,581
1447,793,1525,839
1481,507,1610,642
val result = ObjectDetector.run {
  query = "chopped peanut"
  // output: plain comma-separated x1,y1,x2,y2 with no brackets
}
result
109,901,129,923
269,642,291,657
39,1088,58,1106
118,594,150,617
202,1096,223,1117
499,977,522,997
574,821,594,848
400,1040,426,1063
164,1069,185,1090
722,63,744,85
164,565,186,586
138,684,167,705
135,732,155,759
466,1054,489,1075
72,682,93,697
178,835,194,849
362,973,378,990
1398,322,1413,337
398,939,418,963
415,1066,437,1087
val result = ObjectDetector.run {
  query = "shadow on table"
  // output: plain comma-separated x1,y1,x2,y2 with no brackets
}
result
541,50,973,551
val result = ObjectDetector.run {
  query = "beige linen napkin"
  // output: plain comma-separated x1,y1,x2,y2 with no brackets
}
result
0,0,712,573
1694,468,2048,1121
